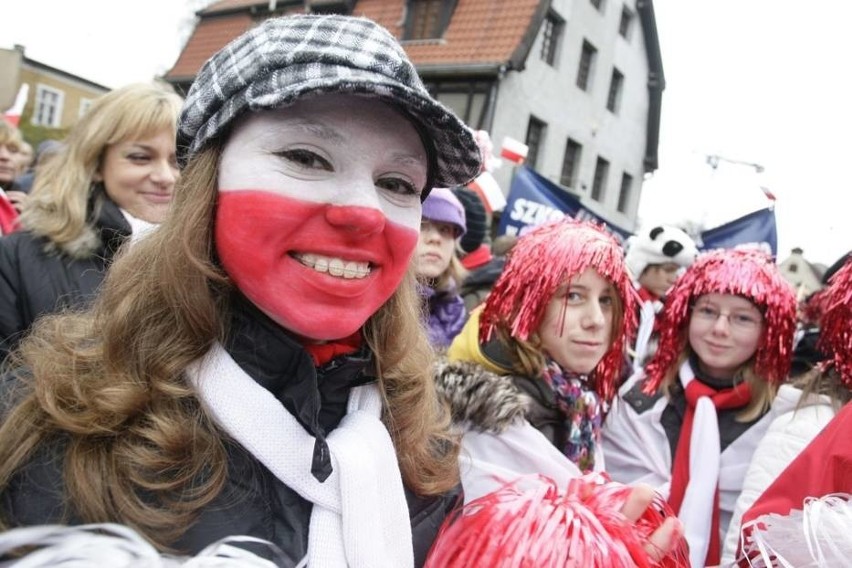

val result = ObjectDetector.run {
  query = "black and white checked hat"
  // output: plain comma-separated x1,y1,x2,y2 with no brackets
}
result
177,14,482,196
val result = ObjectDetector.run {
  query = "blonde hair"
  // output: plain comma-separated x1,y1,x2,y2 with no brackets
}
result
0,120,23,151
433,254,468,292
793,366,852,413
20,83,182,255
0,144,458,547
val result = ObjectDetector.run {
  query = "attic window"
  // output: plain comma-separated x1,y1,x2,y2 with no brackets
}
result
305,0,354,15
540,10,565,67
405,0,458,40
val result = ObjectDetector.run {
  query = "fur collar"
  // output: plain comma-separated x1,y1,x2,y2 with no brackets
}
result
434,359,529,433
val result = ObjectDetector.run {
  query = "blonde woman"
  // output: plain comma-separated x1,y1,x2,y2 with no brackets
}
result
0,83,182,358
603,249,798,567
0,14,482,567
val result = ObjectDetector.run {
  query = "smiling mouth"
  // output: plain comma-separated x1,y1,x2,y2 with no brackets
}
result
292,252,372,280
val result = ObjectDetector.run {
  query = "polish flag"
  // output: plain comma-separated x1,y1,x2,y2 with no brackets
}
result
3,84,29,128
468,171,506,213
760,186,777,201
500,136,528,165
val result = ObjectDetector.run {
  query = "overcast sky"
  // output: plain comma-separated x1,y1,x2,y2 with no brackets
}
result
3,0,850,266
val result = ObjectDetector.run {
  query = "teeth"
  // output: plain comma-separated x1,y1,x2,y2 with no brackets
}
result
294,253,371,279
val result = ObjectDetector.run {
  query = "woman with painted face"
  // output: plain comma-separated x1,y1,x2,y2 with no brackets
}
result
415,187,469,349
0,15,482,567
602,248,798,567
0,83,182,359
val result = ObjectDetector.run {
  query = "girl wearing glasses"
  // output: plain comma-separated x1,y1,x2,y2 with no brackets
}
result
602,248,798,567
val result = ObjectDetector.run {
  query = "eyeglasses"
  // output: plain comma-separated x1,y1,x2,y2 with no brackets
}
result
691,304,763,331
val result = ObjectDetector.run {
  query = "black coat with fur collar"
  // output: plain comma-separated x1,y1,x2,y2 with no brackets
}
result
0,193,130,360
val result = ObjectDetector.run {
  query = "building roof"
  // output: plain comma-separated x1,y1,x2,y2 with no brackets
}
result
165,0,542,83
21,56,111,92
164,0,664,171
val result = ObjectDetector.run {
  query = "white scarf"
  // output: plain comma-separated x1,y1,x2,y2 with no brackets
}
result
186,343,414,567
677,361,722,568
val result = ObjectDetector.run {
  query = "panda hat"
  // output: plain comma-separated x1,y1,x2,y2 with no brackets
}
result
625,225,699,280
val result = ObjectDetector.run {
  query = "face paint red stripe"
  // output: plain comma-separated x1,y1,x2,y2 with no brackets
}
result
324,203,386,237
216,190,418,340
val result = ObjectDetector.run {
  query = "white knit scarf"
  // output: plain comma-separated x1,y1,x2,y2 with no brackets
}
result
186,343,414,567
676,360,722,568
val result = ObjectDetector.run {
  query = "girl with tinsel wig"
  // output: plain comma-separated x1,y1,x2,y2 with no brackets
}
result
429,219,688,567
0,14,484,567
602,248,799,567
725,255,852,566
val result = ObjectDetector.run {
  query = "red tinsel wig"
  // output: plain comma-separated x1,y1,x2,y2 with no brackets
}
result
816,258,852,389
643,248,797,393
480,219,638,403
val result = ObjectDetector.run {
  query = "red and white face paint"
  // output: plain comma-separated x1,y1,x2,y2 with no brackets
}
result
216,94,426,340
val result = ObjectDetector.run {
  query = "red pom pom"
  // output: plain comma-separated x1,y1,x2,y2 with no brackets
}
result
425,474,689,567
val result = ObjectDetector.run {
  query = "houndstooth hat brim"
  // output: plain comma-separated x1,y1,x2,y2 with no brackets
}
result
177,14,482,194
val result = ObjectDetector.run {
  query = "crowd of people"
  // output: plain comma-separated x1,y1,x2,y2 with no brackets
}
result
0,13,848,568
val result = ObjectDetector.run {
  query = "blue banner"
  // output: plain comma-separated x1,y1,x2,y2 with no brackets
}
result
498,166,778,257
699,207,777,257
497,166,631,243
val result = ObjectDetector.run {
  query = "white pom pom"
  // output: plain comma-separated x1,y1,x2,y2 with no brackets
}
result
0,524,286,567
740,493,852,568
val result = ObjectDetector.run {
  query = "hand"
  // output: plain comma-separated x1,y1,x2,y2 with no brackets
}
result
621,484,684,562
6,190,28,213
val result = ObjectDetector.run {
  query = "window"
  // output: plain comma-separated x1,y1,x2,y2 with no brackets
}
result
424,79,493,129
617,172,633,212
405,0,457,40
619,6,634,39
32,84,64,128
788,263,799,273
79,98,93,118
590,0,604,11
576,40,597,91
305,0,354,14
525,116,547,170
606,68,624,113
591,156,610,202
560,138,582,188
540,11,565,67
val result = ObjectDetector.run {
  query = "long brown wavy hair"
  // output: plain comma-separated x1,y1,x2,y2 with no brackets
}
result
0,144,459,548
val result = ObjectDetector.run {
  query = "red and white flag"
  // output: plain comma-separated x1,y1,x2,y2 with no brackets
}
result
760,186,776,201
468,171,506,213
500,136,528,165
3,84,29,128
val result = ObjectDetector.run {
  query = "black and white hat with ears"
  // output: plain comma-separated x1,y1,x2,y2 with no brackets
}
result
176,14,483,199
625,225,699,279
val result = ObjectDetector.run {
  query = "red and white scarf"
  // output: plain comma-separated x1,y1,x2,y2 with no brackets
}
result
669,361,752,567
